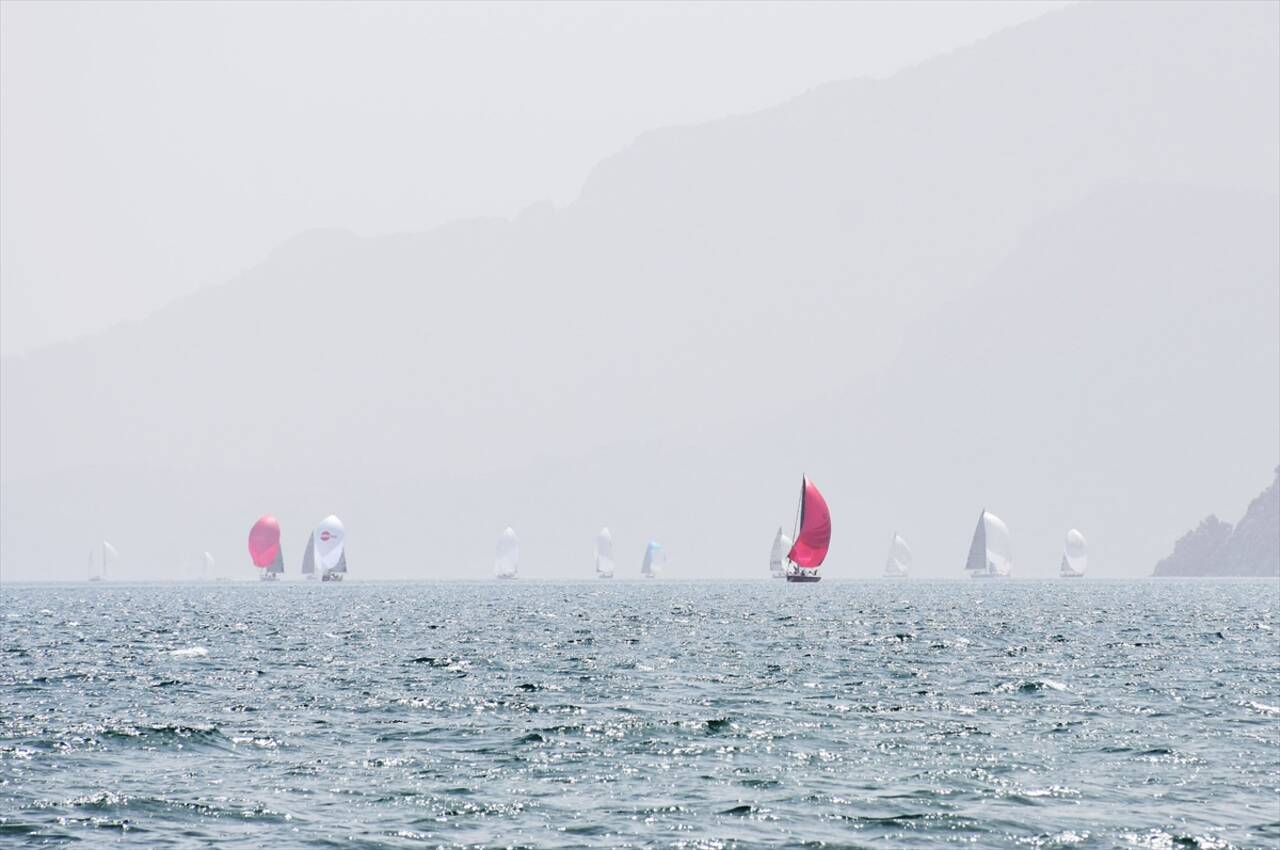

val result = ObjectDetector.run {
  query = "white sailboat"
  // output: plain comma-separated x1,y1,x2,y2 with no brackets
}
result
495,527,519,579
87,540,118,582
884,533,911,578
769,527,792,578
201,551,215,581
595,527,615,579
1060,529,1087,578
640,540,666,578
965,509,1011,578
316,515,347,582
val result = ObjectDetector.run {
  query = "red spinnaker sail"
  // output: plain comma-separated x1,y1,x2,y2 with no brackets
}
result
248,515,281,567
787,477,831,568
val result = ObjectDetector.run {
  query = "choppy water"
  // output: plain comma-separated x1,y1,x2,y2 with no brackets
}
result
1,580,1277,849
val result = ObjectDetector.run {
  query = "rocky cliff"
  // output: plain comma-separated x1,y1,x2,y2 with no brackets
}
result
1154,469,1280,576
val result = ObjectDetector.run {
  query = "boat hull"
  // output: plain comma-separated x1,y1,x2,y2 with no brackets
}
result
496,574,517,580
785,573,821,583
321,572,343,582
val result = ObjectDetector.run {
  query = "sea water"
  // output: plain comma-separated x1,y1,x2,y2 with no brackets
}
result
1,580,1277,848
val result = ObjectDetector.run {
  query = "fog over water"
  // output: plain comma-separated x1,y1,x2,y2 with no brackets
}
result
1,1,1277,582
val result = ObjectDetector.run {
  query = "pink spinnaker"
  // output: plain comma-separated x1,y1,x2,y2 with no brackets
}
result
787,477,831,568
248,515,282,567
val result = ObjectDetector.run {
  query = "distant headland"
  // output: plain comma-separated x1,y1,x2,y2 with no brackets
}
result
1154,468,1280,577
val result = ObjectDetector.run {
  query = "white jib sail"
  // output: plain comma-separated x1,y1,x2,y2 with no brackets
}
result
595,527,615,577
982,511,1012,576
495,527,519,578
1061,528,1087,577
885,533,911,577
770,527,791,577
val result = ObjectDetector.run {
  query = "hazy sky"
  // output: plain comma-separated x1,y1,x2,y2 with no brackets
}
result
0,0,1070,356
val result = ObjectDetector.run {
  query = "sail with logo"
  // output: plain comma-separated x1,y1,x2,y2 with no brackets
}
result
769,528,792,578
87,540,119,582
1060,529,1087,578
884,533,911,578
965,509,1011,578
783,476,831,582
315,515,347,582
595,527,615,579
641,540,666,578
248,515,284,581
495,527,519,579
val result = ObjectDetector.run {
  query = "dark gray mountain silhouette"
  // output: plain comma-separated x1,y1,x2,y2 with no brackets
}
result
1,1,1277,579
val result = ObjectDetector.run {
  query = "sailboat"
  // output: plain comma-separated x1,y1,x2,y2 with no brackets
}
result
315,515,347,582
769,527,792,578
248,514,284,581
87,540,118,582
965,509,1011,578
640,540,666,578
595,527,615,579
1060,529,1087,578
201,551,215,581
783,476,832,583
495,526,519,579
884,533,911,578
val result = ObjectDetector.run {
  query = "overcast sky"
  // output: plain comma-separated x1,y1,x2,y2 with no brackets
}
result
0,0,1070,356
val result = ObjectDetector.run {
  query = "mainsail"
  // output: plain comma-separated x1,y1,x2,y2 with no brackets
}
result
1060,528,1087,577
249,515,284,577
495,526,519,578
884,533,911,578
202,551,215,579
769,527,792,578
595,527,615,578
315,515,347,578
641,540,666,578
965,509,1011,577
301,532,316,577
88,540,118,581
787,476,831,570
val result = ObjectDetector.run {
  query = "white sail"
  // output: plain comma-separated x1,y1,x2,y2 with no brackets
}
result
884,533,911,577
89,540,118,581
595,527,615,578
965,510,1011,577
769,527,792,578
641,540,666,577
315,515,347,576
202,551,215,579
495,526,519,578
1060,528,1087,577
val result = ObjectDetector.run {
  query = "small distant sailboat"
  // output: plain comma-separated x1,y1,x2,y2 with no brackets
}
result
965,509,1011,578
595,527,615,579
248,514,284,581
1060,529,1087,578
784,476,832,583
641,540,666,578
315,515,347,582
202,551,215,581
495,527,519,579
87,540,118,582
884,533,911,578
769,527,792,579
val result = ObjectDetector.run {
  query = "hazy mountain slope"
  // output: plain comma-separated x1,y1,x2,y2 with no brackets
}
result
1,1,1277,579
1154,468,1279,576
